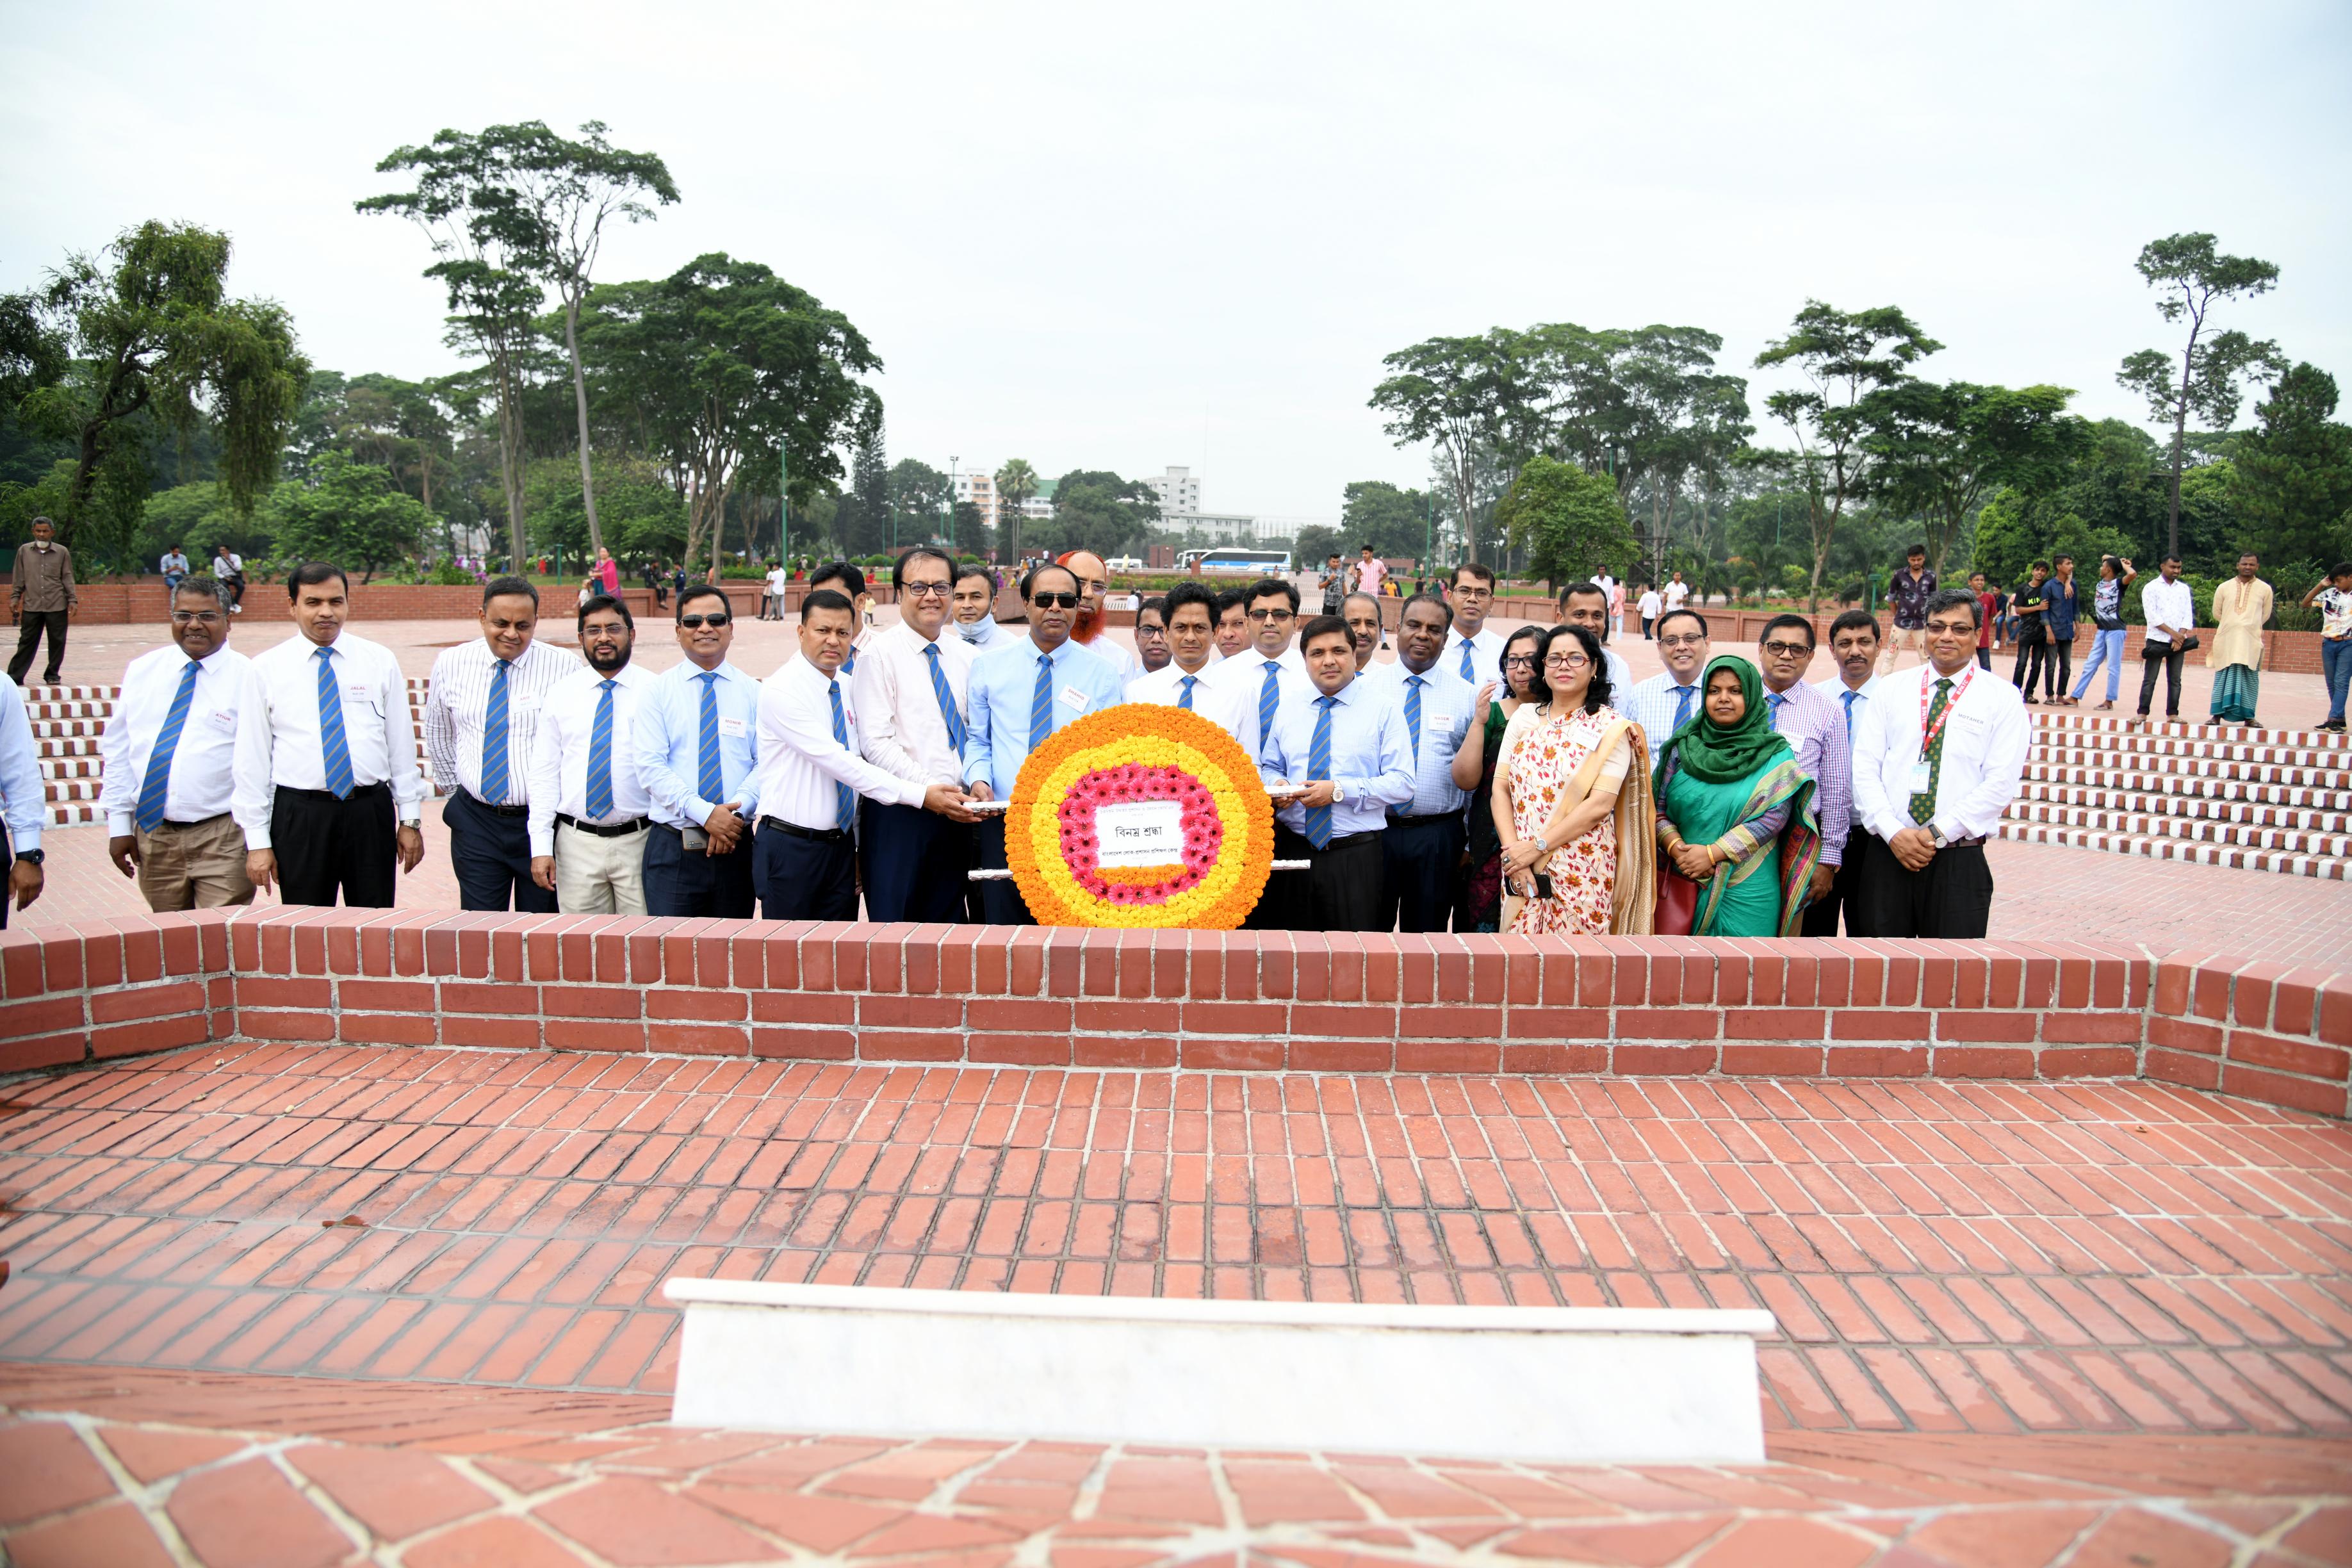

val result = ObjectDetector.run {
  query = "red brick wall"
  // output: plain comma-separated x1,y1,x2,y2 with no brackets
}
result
4,910,2344,1118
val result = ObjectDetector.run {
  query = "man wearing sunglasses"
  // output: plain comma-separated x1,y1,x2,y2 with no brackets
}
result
633,585,762,918
852,546,983,922
961,562,1126,923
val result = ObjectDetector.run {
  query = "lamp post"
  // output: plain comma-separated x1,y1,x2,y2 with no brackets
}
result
948,457,960,555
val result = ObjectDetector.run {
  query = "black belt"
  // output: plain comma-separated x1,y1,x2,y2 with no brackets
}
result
465,792,528,817
557,813,648,838
760,816,851,844
153,812,233,832
1387,811,1459,826
279,781,388,802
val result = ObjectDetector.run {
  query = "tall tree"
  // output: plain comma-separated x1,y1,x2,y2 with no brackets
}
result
845,422,890,556
2116,233,2282,559
1611,329,1751,581
1752,302,1941,609
994,458,1038,558
1045,470,1159,559
1369,331,1528,565
951,499,991,559
1862,380,2087,573
581,253,879,577
889,458,950,546
2234,362,2352,566
1339,480,1437,560
1495,455,1638,587
270,450,434,581
4,222,306,569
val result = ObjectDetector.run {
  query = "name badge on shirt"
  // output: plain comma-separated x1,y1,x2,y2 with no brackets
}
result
1907,760,1933,794
718,715,747,738
207,708,237,731
1060,684,1089,712
345,683,377,708
514,694,542,713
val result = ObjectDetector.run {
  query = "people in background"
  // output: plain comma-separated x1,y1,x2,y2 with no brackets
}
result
634,584,762,919
2134,555,2194,726
1342,592,1385,671
2041,554,2079,703
1320,552,1347,616
2304,562,2352,733
853,547,983,924
423,576,573,914
159,546,190,596
1355,544,1387,600
1454,625,1548,932
101,575,254,911
1637,582,1662,639
2207,553,2273,726
1494,623,1651,936
1851,588,2027,939
213,544,246,614
1662,571,1690,614
2068,555,2137,710
528,594,654,914
596,546,620,599
1881,544,1934,675
2009,562,2049,701
1802,609,1881,938
8,517,74,687
233,564,427,908
1368,593,1471,933
1653,655,1820,937
951,562,1010,651
1213,587,1251,661
1968,571,1996,671
1258,614,1413,931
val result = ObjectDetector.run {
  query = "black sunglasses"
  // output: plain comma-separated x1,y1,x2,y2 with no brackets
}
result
679,612,731,628
1030,592,1080,608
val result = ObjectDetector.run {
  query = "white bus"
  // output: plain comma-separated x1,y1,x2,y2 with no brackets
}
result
1182,548,1292,576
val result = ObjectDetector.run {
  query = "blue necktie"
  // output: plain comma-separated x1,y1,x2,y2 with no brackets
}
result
925,642,967,750
1404,673,1425,761
1030,652,1056,749
585,678,616,819
696,671,723,802
1179,673,1197,711
479,658,511,804
1257,662,1280,757
1304,695,1336,849
135,660,200,832
828,678,856,831
1765,690,1785,731
1842,689,1860,766
1458,639,1475,682
316,647,354,799
1672,684,1696,731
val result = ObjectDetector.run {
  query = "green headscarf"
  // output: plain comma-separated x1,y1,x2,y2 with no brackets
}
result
1654,655,1792,786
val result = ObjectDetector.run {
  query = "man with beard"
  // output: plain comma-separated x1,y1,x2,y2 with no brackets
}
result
1213,588,1250,661
528,594,657,913
951,562,1011,651
1058,549,1141,682
1343,592,1387,672
1134,596,1173,674
424,576,575,913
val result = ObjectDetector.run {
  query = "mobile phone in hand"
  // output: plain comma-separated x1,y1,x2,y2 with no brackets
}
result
1531,872,1553,901
680,824,710,853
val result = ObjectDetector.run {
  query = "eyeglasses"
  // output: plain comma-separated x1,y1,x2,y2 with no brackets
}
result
1246,608,1295,623
902,582,951,598
1503,655,1537,670
1544,653,1590,670
170,610,224,625
1030,592,1080,608
1450,586,1493,600
679,612,731,628
1658,633,1707,649
1760,641,1812,658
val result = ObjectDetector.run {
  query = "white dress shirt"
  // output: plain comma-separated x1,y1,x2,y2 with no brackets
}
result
527,662,657,855
1814,673,1879,777
852,622,974,787
1075,632,1141,683
756,654,926,829
1125,660,1245,739
101,644,255,835
232,632,426,851
423,636,579,803
2140,576,2196,644
0,678,44,855
1442,625,1507,689
1851,662,2029,844
1205,645,1316,761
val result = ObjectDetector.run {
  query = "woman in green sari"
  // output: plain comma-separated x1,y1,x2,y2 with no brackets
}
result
1653,655,1823,936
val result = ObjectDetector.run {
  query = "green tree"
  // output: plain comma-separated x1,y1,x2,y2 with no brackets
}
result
2232,363,2352,566
1496,455,1637,588
2114,233,2282,560
890,458,950,546
138,478,275,566
1863,381,2087,573
1369,331,1528,565
951,499,992,559
1042,470,1160,559
838,424,890,556
4,222,306,571
268,450,433,580
524,453,687,564
1752,301,1941,608
580,253,879,576
1339,480,1436,560
994,458,1039,559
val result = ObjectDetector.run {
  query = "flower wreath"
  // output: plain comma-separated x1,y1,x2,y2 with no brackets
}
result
1004,702,1276,927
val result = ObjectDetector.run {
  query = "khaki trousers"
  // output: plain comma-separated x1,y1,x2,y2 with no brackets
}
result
555,820,649,915
1879,625,1927,673
138,813,255,911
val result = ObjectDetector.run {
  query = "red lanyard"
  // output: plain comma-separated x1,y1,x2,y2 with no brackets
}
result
1917,665,1972,756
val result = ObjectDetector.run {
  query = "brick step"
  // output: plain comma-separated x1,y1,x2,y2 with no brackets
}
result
2016,768,2352,810
2026,711,2350,751
42,802,102,827
1993,819,2351,878
2011,781,2352,831
2003,800,2352,857
31,737,100,760
2029,735,2348,770
43,778,99,803
2027,753,2346,788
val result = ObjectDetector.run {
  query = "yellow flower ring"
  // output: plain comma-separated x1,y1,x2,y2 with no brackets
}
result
1005,703,1276,928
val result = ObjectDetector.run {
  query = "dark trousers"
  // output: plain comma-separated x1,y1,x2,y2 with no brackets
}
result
1854,833,1993,940
2045,638,2071,700
272,783,397,908
641,822,756,919
974,817,1033,926
8,610,67,684
755,822,858,921
860,801,974,924
445,789,556,914
2137,646,2185,718
2012,639,2046,698
1275,825,1386,932
1380,814,1464,933
1800,826,1872,938
1973,648,1991,671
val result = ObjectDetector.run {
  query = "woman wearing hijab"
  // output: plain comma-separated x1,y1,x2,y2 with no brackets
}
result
1652,655,1822,937
1492,623,1657,936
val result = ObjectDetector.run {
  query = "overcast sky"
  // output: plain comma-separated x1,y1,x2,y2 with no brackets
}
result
5,1,2347,521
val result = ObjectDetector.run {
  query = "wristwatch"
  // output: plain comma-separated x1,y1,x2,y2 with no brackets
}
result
1927,828,1950,851
14,848,44,866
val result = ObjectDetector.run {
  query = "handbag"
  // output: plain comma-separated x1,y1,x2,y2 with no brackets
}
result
1654,865,1699,936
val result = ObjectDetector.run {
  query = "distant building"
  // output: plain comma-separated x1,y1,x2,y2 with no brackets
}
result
1143,466,1204,518
954,469,999,526
1145,465,1255,543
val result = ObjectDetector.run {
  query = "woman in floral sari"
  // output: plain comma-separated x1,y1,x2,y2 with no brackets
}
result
1493,624,1657,936
1652,655,1822,937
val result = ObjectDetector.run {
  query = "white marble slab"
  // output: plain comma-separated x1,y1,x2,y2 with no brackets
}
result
664,1278,1775,1464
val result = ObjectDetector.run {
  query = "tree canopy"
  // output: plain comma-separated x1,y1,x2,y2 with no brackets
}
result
1495,455,1638,587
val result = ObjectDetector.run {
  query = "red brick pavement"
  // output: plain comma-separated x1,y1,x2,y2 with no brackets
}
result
4,1045,2351,1444
0,1364,2345,1567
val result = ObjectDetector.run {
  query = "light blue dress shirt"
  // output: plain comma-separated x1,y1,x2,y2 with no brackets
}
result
633,658,762,828
1624,671,1704,752
961,637,1127,799
1364,660,1473,817
1258,675,1416,838
0,676,44,854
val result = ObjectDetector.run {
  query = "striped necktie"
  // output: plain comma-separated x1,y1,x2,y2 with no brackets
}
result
1257,662,1280,756
1458,638,1475,683
585,678,617,819
1029,651,1055,749
1672,684,1696,731
1765,690,1785,730
828,678,856,831
924,642,967,750
1179,673,1197,711
1304,695,1336,849
135,660,200,832
316,647,354,799
479,658,512,804
1842,688,1860,765
696,671,723,802
1404,673,1425,761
